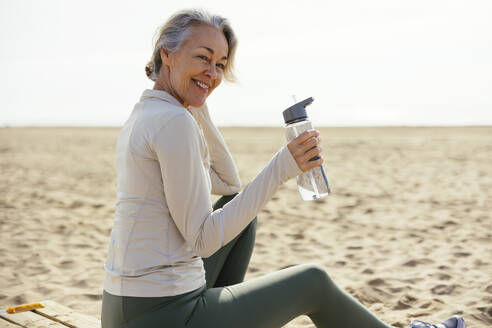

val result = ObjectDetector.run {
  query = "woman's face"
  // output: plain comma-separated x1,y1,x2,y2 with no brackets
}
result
159,24,229,108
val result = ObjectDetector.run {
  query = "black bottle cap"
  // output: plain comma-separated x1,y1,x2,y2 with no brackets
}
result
282,97,314,124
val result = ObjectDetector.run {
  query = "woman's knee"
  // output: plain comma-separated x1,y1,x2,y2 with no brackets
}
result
299,264,333,290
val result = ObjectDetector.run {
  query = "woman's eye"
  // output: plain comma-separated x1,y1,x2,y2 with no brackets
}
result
216,63,226,70
198,55,209,61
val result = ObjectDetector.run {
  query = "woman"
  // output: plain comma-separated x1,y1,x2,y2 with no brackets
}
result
101,9,465,328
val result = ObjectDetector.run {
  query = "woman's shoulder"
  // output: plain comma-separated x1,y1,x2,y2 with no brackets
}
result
142,98,185,120
137,90,188,122
136,100,197,133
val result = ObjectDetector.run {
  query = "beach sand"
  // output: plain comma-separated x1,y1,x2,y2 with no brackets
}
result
1,126,491,327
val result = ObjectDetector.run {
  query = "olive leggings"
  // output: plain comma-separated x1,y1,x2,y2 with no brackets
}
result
101,195,394,328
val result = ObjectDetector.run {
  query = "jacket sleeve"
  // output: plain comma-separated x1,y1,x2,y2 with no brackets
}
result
189,104,241,195
152,113,302,258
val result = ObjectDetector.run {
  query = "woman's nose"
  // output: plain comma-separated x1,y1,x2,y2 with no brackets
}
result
205,64,218,79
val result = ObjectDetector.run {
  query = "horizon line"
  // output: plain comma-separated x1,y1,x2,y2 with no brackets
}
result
2,124,492,129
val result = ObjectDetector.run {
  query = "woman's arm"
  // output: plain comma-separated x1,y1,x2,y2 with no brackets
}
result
152,112,301,258
189,104,241,195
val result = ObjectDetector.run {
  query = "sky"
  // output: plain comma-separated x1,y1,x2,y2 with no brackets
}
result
1,0,491,126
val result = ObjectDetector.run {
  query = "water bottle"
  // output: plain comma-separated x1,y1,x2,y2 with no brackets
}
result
283,97,331,201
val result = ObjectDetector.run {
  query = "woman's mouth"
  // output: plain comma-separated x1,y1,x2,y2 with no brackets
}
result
192,79,210,93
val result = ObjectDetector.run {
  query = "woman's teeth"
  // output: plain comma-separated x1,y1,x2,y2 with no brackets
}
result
194,80,209,90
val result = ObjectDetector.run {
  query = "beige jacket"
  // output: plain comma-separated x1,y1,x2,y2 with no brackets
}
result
103,89,302,297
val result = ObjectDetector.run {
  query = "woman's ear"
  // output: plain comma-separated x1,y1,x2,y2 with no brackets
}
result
160,48,171,67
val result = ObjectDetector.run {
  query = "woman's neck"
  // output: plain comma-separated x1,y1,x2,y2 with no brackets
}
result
153,75,189,109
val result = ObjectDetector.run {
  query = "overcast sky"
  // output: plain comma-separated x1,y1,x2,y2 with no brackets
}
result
1,0,491,126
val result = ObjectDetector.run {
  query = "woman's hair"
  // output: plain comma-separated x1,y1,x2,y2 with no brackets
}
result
145,9,237,82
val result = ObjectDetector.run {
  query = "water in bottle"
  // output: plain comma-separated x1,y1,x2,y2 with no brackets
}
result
283,97,331,201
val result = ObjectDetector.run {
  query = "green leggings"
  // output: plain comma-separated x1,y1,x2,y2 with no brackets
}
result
101,195,393,328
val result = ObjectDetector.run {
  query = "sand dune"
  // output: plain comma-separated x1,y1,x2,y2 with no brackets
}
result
1,126,491,327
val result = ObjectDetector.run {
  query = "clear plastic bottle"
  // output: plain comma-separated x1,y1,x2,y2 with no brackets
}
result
283,97,331,201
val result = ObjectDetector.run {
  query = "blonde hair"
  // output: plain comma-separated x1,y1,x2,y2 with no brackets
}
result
145,9,237,82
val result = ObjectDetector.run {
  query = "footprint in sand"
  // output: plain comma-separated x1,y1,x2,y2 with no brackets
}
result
443,220,458,226
430,272,452,281
431,284,459,295
474,259,487,267
388,287,406,293
56,224,68,233
453,252,471,258
83,293,102,300
402,258,433,267
287,233,304,240
34,286,52,294
57,259,76,269
437,273,452,280
73,243,91,249
71,279,89,288
8,294,27,305
13,241,30,249
367,278,386,286
474,306,492,324
392,300,411,310
402,294,417,303
69,200,84,209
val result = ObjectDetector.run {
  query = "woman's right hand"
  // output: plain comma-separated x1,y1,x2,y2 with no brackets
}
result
287,130,323,172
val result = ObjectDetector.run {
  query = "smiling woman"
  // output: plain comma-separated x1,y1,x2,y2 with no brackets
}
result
154,24,229,108
145,11,236,109
145,10,236,81
100,8,464,328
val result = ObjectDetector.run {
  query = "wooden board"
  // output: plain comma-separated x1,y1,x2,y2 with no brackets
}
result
0,300,100,328
34,300,100,328
0,309,66,327
0,315,24,327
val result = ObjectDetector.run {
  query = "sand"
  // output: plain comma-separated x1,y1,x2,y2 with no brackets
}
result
0,126,491,327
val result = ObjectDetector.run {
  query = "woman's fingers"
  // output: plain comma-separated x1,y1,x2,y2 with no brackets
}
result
299,155,324,172
290,130,318,147
288,131,318,154
299,145,322,163
302,136,321,151
287,130,323,172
